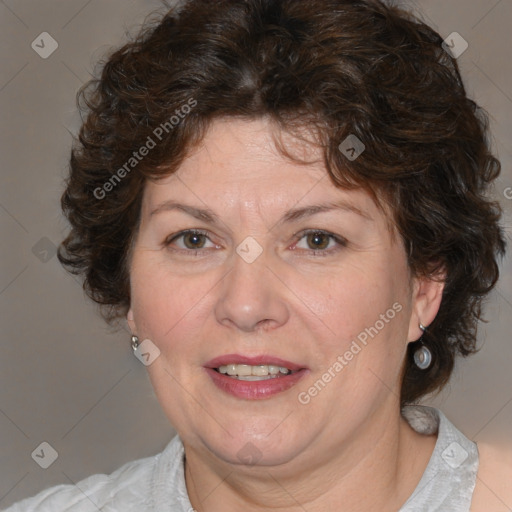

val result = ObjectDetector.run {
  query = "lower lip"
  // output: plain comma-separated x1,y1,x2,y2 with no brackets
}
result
204,367,309,400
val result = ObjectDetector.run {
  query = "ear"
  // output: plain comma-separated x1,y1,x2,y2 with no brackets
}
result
407,272,445,342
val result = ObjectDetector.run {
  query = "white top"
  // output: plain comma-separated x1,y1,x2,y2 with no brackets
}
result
2,405,478,512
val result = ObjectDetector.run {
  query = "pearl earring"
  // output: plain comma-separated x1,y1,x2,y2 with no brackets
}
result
414,323,432,370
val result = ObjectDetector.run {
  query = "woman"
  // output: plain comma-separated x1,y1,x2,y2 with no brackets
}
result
4,0,510,510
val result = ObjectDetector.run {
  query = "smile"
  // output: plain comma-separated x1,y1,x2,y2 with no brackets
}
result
204,355,308,399
216,363,295,380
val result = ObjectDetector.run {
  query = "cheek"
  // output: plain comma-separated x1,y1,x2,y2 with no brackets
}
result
309,258,412,388
311,261,407,339
129,255,212,343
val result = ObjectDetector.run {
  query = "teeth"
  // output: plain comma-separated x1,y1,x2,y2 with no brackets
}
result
237,375,278,381
217,363,292,377
268,365,280,375
252,365,270,376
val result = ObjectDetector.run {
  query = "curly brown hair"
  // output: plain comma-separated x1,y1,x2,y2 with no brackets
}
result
58,0,506,406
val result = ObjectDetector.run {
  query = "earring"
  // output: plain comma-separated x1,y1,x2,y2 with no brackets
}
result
414,345,432,369
413,323,432,370
131,335,140,351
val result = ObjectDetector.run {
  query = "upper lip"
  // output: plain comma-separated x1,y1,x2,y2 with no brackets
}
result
204,354,306,371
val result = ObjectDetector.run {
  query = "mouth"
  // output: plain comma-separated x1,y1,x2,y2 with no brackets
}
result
204,354,308,399
214,363,298,381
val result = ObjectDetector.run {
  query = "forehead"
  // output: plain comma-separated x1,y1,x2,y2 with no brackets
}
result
141,117,389,225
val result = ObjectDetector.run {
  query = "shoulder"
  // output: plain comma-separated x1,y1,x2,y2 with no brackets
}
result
470,441,512,512
400,405,480,512
2,438,181,512
2,457,155,512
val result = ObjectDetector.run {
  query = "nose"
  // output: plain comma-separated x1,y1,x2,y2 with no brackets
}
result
214,245,290,333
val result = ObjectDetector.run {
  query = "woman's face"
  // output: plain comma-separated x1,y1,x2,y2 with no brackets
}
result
128,118,439,469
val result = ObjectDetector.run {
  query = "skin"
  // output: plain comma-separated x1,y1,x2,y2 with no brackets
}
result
471,443,512,511
127,117,446,511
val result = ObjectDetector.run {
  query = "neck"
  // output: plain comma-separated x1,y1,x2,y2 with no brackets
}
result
184,405,436,512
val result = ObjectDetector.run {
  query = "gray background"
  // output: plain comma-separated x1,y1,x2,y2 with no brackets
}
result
1,0,511,508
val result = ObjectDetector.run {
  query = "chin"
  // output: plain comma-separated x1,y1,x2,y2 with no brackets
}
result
197,422,308,468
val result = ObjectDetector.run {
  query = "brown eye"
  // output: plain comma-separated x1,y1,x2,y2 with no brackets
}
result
182,232,207,249
294,229,346,256
306,232,330,250
164,229,215,251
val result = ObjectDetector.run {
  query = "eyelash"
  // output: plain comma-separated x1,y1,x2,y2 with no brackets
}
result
163,229,347,257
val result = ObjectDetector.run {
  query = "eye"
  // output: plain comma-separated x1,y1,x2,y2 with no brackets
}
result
293,229,346,255
164,229,217,251
163,228,345,256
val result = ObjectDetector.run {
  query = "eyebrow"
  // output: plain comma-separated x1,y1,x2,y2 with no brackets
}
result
149,199,373,224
